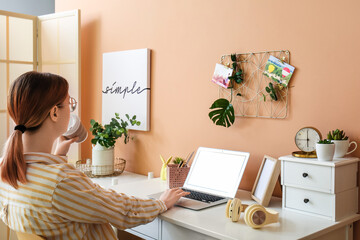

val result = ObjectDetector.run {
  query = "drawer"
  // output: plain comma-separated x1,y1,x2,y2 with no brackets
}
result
284,187,333,217
131,217,159,239
283,161,332,193
162,221,219,240
283,186,358,221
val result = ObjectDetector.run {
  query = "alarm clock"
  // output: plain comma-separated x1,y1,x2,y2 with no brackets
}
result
292,127,322,158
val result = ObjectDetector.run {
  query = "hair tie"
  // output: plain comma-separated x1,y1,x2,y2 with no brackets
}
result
14,125,27,133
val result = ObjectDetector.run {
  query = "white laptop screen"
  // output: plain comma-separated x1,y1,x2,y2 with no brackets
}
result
183,147,249,198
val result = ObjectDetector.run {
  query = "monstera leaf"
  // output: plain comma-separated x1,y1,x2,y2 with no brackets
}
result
208,98,235,128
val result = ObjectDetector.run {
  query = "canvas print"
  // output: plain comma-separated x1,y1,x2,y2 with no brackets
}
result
212,63,233,88
263,56,295,87
102,48,150,131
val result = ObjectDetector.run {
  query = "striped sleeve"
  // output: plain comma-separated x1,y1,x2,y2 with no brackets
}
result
51,171,167,230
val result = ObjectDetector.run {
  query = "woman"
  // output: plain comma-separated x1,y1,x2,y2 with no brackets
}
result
0,71,188,239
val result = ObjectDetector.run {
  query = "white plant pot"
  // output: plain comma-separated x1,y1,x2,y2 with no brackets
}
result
315,143,335,161
92,143,114,175
331,139,357,158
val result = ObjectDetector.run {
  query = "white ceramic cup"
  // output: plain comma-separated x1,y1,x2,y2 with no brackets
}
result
63,114,88,143
316,143,335,161
331,139,357,158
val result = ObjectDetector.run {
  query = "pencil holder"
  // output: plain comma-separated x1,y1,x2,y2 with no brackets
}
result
167,164,190,189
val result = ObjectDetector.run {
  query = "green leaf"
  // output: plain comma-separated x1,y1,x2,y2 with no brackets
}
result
269,82,274,90
235,77,242,84
208,98,235,128
232,62,237,70
90,119,95,125
231,54,237,62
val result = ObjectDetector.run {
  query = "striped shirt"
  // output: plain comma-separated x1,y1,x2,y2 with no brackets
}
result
0,152,167,239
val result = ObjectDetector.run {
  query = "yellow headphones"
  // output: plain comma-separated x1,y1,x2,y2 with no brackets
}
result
225,198,279,228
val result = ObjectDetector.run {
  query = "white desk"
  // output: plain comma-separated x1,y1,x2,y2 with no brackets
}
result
92,172,360,240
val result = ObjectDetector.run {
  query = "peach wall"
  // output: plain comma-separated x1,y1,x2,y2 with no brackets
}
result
56,0,360,236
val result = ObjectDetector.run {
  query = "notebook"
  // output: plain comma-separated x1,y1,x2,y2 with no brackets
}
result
149,147,249,210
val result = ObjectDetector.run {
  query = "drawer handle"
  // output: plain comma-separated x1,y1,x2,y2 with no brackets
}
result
303,198,309,203
302,173,308,178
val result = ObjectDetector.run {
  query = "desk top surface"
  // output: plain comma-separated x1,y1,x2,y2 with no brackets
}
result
92,172,360,240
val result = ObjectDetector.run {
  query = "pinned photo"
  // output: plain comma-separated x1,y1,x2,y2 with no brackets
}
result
263,56,295,87
211,63,233,89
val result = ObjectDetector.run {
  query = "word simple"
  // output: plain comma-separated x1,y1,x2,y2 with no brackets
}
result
102,81,150,99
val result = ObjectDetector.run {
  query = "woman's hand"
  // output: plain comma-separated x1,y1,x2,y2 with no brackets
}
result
54,136,79,156
159,188,190,209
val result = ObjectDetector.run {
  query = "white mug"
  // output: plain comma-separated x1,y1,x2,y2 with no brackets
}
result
63,114,88,143
331,139,357,158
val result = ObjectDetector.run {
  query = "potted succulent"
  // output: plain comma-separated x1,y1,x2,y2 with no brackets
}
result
90,113,140,175
172,157,184,165
315,139,335,161
327,129,357,158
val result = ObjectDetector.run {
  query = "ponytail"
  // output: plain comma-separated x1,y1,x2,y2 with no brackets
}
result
0,71,68,189
1,130,27,188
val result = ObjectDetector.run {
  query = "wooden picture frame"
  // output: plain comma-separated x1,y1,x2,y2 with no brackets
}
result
251,155,281,207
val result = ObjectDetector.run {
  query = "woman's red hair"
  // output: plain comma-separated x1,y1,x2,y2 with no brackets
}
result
1,71,68,188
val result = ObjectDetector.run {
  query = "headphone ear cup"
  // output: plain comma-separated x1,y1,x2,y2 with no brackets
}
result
244,204,267,229
225,200,231,218
227,198,242,222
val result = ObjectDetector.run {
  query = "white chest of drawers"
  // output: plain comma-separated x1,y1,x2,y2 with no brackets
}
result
280,155,359,221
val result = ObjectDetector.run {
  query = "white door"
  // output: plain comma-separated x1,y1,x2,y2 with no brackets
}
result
0,9,81,163
38,9,81,162
0,10,37,153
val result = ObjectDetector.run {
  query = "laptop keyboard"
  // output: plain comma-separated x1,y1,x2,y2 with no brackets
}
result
182,188,225,203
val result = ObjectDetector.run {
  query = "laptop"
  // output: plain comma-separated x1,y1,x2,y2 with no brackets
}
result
149,147,249,210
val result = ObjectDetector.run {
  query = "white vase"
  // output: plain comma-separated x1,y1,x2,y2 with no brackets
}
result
331,139,357,158
92,143,114,175
315,143,335,161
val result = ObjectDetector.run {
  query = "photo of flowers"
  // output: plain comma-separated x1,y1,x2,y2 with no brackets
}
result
263,56,295,87
211,63,233,89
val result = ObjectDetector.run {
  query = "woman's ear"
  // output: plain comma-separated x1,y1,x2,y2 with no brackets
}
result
49,106,59,122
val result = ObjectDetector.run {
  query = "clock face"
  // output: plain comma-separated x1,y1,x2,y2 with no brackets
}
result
295,127,322,152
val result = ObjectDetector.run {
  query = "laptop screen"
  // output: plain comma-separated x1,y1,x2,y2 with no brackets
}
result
183,147,249,198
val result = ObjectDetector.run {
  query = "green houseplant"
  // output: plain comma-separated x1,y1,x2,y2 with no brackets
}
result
90,113,140,148
172,157,184,165
317,139,332,144
90,113,140,175
316,139,335,161
327,129,348,141
327,129,357,158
